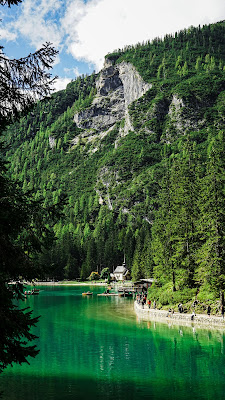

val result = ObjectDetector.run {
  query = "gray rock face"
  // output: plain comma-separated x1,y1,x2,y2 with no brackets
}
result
72,60,152,148
165,95,205,142
96,65,122,96
118,62,151,107
49,136,56,149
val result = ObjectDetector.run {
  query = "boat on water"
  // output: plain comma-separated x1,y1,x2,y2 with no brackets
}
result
32,289,40,295
118,291,133,297
82,291,93,296
24,289,40,295
97,293,118,296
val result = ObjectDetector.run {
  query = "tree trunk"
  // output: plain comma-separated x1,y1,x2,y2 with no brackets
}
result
172,269,176,292
220,290,224,307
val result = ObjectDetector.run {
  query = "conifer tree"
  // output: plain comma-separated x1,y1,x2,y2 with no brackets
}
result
142,230,153,278
131,236,143,281
152,139,200,291
169,140,200,288
0,0,57,372
151,151,177,291
196,131,225,302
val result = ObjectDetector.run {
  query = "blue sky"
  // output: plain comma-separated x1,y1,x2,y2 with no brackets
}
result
1,0,224,91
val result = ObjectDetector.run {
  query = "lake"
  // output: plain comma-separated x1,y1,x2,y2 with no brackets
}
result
1,285,225,400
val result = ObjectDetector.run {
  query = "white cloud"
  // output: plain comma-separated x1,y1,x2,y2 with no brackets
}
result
0,28,17,41
61,0,225,70
64,66,81,77
13,0,63,50
52,76,71,92
2,0,224,77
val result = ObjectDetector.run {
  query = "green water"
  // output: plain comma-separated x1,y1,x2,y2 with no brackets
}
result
2,285,225,400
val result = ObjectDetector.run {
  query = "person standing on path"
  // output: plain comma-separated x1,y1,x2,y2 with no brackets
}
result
207,305,211,316
178,303,183,313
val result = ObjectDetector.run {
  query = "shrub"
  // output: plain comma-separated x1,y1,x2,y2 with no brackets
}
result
100,267,110,279
88,272,100,281
148,282,197,307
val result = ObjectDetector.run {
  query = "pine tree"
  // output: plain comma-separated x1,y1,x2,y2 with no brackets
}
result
170,140,200,288
0,0,57,372
152,140,200,291
196,131,225,302
142,230,153,278
131,236,143,281
152,147,177,291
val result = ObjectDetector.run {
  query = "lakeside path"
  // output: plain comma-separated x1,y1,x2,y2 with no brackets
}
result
27,281,108,286
135,301,225,329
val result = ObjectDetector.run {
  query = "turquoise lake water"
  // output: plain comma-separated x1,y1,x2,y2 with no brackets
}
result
1,285,225,400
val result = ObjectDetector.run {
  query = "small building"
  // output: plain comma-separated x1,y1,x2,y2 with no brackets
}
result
110,262,131,281
141,279,154,289
133,279,154,292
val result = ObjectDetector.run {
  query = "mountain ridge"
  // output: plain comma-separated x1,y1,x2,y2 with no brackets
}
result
3,21,225,307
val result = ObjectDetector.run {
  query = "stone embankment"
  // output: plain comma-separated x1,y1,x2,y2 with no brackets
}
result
134,301,225,329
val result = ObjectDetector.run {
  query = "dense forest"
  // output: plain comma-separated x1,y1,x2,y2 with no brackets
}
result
3,21,225,308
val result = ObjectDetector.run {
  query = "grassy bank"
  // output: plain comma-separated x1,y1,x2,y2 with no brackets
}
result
148,283,222,316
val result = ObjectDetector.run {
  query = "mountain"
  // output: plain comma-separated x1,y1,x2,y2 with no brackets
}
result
3,21,225,307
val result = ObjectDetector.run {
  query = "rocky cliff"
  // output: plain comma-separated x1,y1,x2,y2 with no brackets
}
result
72,59,151,150
72,58,214,153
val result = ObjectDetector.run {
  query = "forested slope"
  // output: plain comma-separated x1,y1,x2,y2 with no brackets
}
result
3,21,225,307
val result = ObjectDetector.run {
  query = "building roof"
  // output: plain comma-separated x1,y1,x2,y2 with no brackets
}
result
133,279,155,285
113,266,128,274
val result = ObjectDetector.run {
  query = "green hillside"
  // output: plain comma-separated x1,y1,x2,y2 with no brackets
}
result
3,21,225,308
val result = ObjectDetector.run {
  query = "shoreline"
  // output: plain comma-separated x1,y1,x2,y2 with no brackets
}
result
24,282,225,329
134,301,225,329
26,281,108,286
25,280,136,287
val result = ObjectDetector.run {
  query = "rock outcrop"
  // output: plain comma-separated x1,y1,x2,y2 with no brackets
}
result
72,59,152,149
168,95,205,135
49,136,56,149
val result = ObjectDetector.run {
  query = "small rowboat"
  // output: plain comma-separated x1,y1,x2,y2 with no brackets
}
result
82,291,93,296
32,289,40,295
118,292,133,297
24,289,40,295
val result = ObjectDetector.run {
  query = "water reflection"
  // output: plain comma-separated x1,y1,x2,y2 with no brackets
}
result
2,285,225,400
